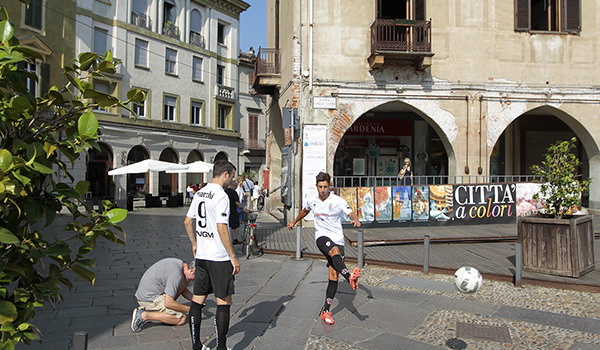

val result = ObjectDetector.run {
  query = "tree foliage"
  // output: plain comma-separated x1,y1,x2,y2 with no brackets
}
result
531,137,591,219
0,7,144,349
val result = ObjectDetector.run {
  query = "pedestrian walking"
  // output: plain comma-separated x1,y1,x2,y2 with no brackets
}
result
287,171,361,325
184,160,240,350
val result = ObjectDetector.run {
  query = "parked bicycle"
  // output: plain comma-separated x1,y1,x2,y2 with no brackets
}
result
256,191,265,211
241,213,263,259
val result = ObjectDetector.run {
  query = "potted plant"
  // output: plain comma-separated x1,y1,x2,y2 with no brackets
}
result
518,137,595,277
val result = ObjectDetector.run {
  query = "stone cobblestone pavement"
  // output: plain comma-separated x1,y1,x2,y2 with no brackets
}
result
19,207,600,350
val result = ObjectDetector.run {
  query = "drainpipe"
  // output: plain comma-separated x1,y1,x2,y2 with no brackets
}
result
308,0,313,92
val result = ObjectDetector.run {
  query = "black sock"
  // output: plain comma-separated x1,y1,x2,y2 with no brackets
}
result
323,279,338,312
189,302,204,350
331,255,351,282
215,304,231,350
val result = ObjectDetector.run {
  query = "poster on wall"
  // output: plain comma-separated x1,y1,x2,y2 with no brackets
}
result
412,186,430,221
516,183,544,217
302,125,328,220
374,187,393,222
429,185,453,223
392,186,412,221
339,187,358,223
357,187,375,222
453,184,516,224
376,156,399,176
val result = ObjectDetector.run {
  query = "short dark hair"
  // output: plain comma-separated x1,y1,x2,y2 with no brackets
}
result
315,172,331,184
213,160,235,177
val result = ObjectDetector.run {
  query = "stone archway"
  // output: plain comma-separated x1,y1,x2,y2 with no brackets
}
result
127,145,150,195
159,147,179,196
86,142,113,198
186,150,205,186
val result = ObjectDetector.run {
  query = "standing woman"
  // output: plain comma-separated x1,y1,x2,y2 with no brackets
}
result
398,158,413,186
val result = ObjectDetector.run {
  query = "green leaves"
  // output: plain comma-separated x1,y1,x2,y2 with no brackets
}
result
0,20,13,43
0,227,19,244
78,112,98,137
0,300,17,323
105,208,127,223
70,265,95,285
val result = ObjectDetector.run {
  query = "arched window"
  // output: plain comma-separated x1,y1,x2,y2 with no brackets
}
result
190,10,202,33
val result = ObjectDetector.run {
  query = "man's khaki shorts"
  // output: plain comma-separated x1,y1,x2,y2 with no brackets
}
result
137,294,184,319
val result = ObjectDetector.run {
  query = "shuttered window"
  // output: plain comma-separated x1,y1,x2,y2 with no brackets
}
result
515,0,580,32
24,0,43,29
564,0,581,32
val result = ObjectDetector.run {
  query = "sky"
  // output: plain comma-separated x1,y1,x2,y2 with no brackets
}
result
239,0,267,53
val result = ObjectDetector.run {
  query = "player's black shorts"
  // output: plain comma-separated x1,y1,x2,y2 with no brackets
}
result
316,236,345,267
193,259,235,299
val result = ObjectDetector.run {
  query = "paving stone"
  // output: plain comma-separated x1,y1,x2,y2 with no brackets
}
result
232,294,291,324
257,315,316,349
356,333,445,350
386,275,456,293
569,341,600,350
318,325,381,346
426,294,500,316
493,305,600,334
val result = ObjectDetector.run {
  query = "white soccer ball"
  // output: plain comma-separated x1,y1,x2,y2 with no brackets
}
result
454,266,482,293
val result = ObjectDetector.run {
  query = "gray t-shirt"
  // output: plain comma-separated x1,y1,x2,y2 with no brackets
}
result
135,258,185,302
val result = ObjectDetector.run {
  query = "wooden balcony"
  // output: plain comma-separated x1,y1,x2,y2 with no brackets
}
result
369,19,434,70
252,48,280,95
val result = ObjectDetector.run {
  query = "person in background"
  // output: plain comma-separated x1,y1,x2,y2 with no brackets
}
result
225,180,249,245
242,175,255,210
398,158,413,186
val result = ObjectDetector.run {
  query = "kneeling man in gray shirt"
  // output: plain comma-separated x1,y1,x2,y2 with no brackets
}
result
131,258,195,332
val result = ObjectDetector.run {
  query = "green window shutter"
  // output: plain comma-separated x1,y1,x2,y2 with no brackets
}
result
514,0,530,31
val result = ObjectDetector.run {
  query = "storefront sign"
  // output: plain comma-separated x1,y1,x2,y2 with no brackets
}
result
313,96,337,109
345,119,411,137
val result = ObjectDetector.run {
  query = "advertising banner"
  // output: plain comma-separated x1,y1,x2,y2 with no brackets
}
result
375,187,393,222
452,184,516,224
392,186,412,221
357,187,375,222
338,182,518,227
339,187,358,223
302,125,327,220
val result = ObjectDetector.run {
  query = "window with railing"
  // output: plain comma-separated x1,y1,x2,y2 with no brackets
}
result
190,9,205,48
163,0,180,39
131,12,152,30
190,31,206,48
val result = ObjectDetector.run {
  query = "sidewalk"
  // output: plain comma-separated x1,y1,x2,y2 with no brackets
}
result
21,208,600,349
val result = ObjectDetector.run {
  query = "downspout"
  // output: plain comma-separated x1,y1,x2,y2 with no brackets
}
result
478,94,483,175
465,96,469,175
308,0,313,92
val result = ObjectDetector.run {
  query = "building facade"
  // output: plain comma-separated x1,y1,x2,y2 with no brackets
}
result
238,49,268,188
255,0,600,218
72,0,249,203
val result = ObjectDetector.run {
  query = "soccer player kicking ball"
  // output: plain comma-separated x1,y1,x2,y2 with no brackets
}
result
287,172,361,325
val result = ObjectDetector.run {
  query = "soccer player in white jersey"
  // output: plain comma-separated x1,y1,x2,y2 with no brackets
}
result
287,172,361,325
184,160,239,350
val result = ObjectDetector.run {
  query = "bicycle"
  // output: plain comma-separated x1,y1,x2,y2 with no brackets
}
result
241,213,263,259
256,192,265,211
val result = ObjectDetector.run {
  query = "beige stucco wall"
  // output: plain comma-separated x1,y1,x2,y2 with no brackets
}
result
266,0,600,215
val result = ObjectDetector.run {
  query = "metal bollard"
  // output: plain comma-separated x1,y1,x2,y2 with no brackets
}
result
515,242,523,287
424,235,430,275
296,225,302,259
357,229,364,268
72,331,88,350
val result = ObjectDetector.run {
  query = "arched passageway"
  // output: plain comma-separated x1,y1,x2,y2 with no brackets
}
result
333,102,450,186
127,146,149,196
86,142,113,198
186,150,205,186
214,151,228,163
159,148,179,196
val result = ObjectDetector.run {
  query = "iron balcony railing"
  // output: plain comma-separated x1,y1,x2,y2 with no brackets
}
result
245,139,265,150
254,48,280,75
163,23,180,40
131,12,152,30
190,31,205,49
332,175,542,188
370,19,431,54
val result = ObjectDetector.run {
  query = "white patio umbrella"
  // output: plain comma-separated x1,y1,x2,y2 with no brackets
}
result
108,159,188,175
165,160,214,174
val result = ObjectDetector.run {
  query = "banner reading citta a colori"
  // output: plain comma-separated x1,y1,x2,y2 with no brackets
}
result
338,183,519,227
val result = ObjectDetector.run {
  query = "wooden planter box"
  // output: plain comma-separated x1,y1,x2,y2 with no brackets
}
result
518,215,595,277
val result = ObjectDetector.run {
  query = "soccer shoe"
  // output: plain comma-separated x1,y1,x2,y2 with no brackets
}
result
349,267,361,290
130,308,145,332
321,311,335,325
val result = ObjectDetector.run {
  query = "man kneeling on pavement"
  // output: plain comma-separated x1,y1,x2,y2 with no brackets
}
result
131,258,195,332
